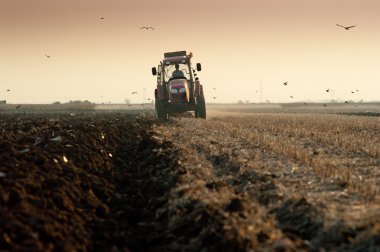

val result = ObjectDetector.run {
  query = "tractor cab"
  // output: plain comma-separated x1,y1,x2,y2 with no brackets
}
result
163,58,192,104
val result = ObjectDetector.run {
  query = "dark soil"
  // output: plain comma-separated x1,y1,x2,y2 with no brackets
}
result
0,112,173,251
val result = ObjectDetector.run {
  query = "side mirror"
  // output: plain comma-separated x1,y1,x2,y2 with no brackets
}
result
152,67,157,76
196,63,202,71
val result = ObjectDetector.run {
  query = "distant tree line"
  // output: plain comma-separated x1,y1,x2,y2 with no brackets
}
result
52,100,94,105
51,100,95,109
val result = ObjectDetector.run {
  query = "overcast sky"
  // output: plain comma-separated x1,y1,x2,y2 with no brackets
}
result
1,0,379,104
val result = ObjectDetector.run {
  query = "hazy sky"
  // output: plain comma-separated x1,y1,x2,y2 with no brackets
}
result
1,0,379,104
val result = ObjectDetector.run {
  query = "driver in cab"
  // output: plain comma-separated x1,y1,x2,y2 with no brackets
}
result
172,64,184,78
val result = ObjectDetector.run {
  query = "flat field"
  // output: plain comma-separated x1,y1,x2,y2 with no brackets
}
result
0,104,379,251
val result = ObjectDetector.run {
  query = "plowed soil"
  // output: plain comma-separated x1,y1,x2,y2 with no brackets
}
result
1,109,380,251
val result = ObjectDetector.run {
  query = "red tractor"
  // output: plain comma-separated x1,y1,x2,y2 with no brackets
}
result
152,51,206,120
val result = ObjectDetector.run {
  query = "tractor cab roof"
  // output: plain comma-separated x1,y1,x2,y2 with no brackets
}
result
162,51,193,65
162,56,189,65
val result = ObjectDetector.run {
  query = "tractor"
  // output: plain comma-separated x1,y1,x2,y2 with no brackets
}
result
152,51,206,120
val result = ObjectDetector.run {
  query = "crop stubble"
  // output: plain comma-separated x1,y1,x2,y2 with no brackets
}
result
153,111,380,251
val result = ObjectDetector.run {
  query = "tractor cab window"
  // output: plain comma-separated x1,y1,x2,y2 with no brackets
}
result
164,62,190,81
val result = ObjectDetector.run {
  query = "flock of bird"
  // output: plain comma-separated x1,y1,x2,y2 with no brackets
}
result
281,80,359,106
6,22,356,106
278,24,358,106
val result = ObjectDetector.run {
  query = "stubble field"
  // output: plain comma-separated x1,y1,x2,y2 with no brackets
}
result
1,104,379,251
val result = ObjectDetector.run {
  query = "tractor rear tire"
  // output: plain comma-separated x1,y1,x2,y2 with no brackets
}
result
155,99,168,120
196,96,206,119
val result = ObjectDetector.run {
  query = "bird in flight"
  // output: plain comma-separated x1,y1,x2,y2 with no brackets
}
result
140,26,155,30
45,54,50,58
213,97,216,100
336,24,356,30
351,91,355,94
131,91,138,94
290,96,294,98
213,88,216,90
283,81,288,86
344,101,349,104
326,89,330,92
6,89,10,92
100,17,104,20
